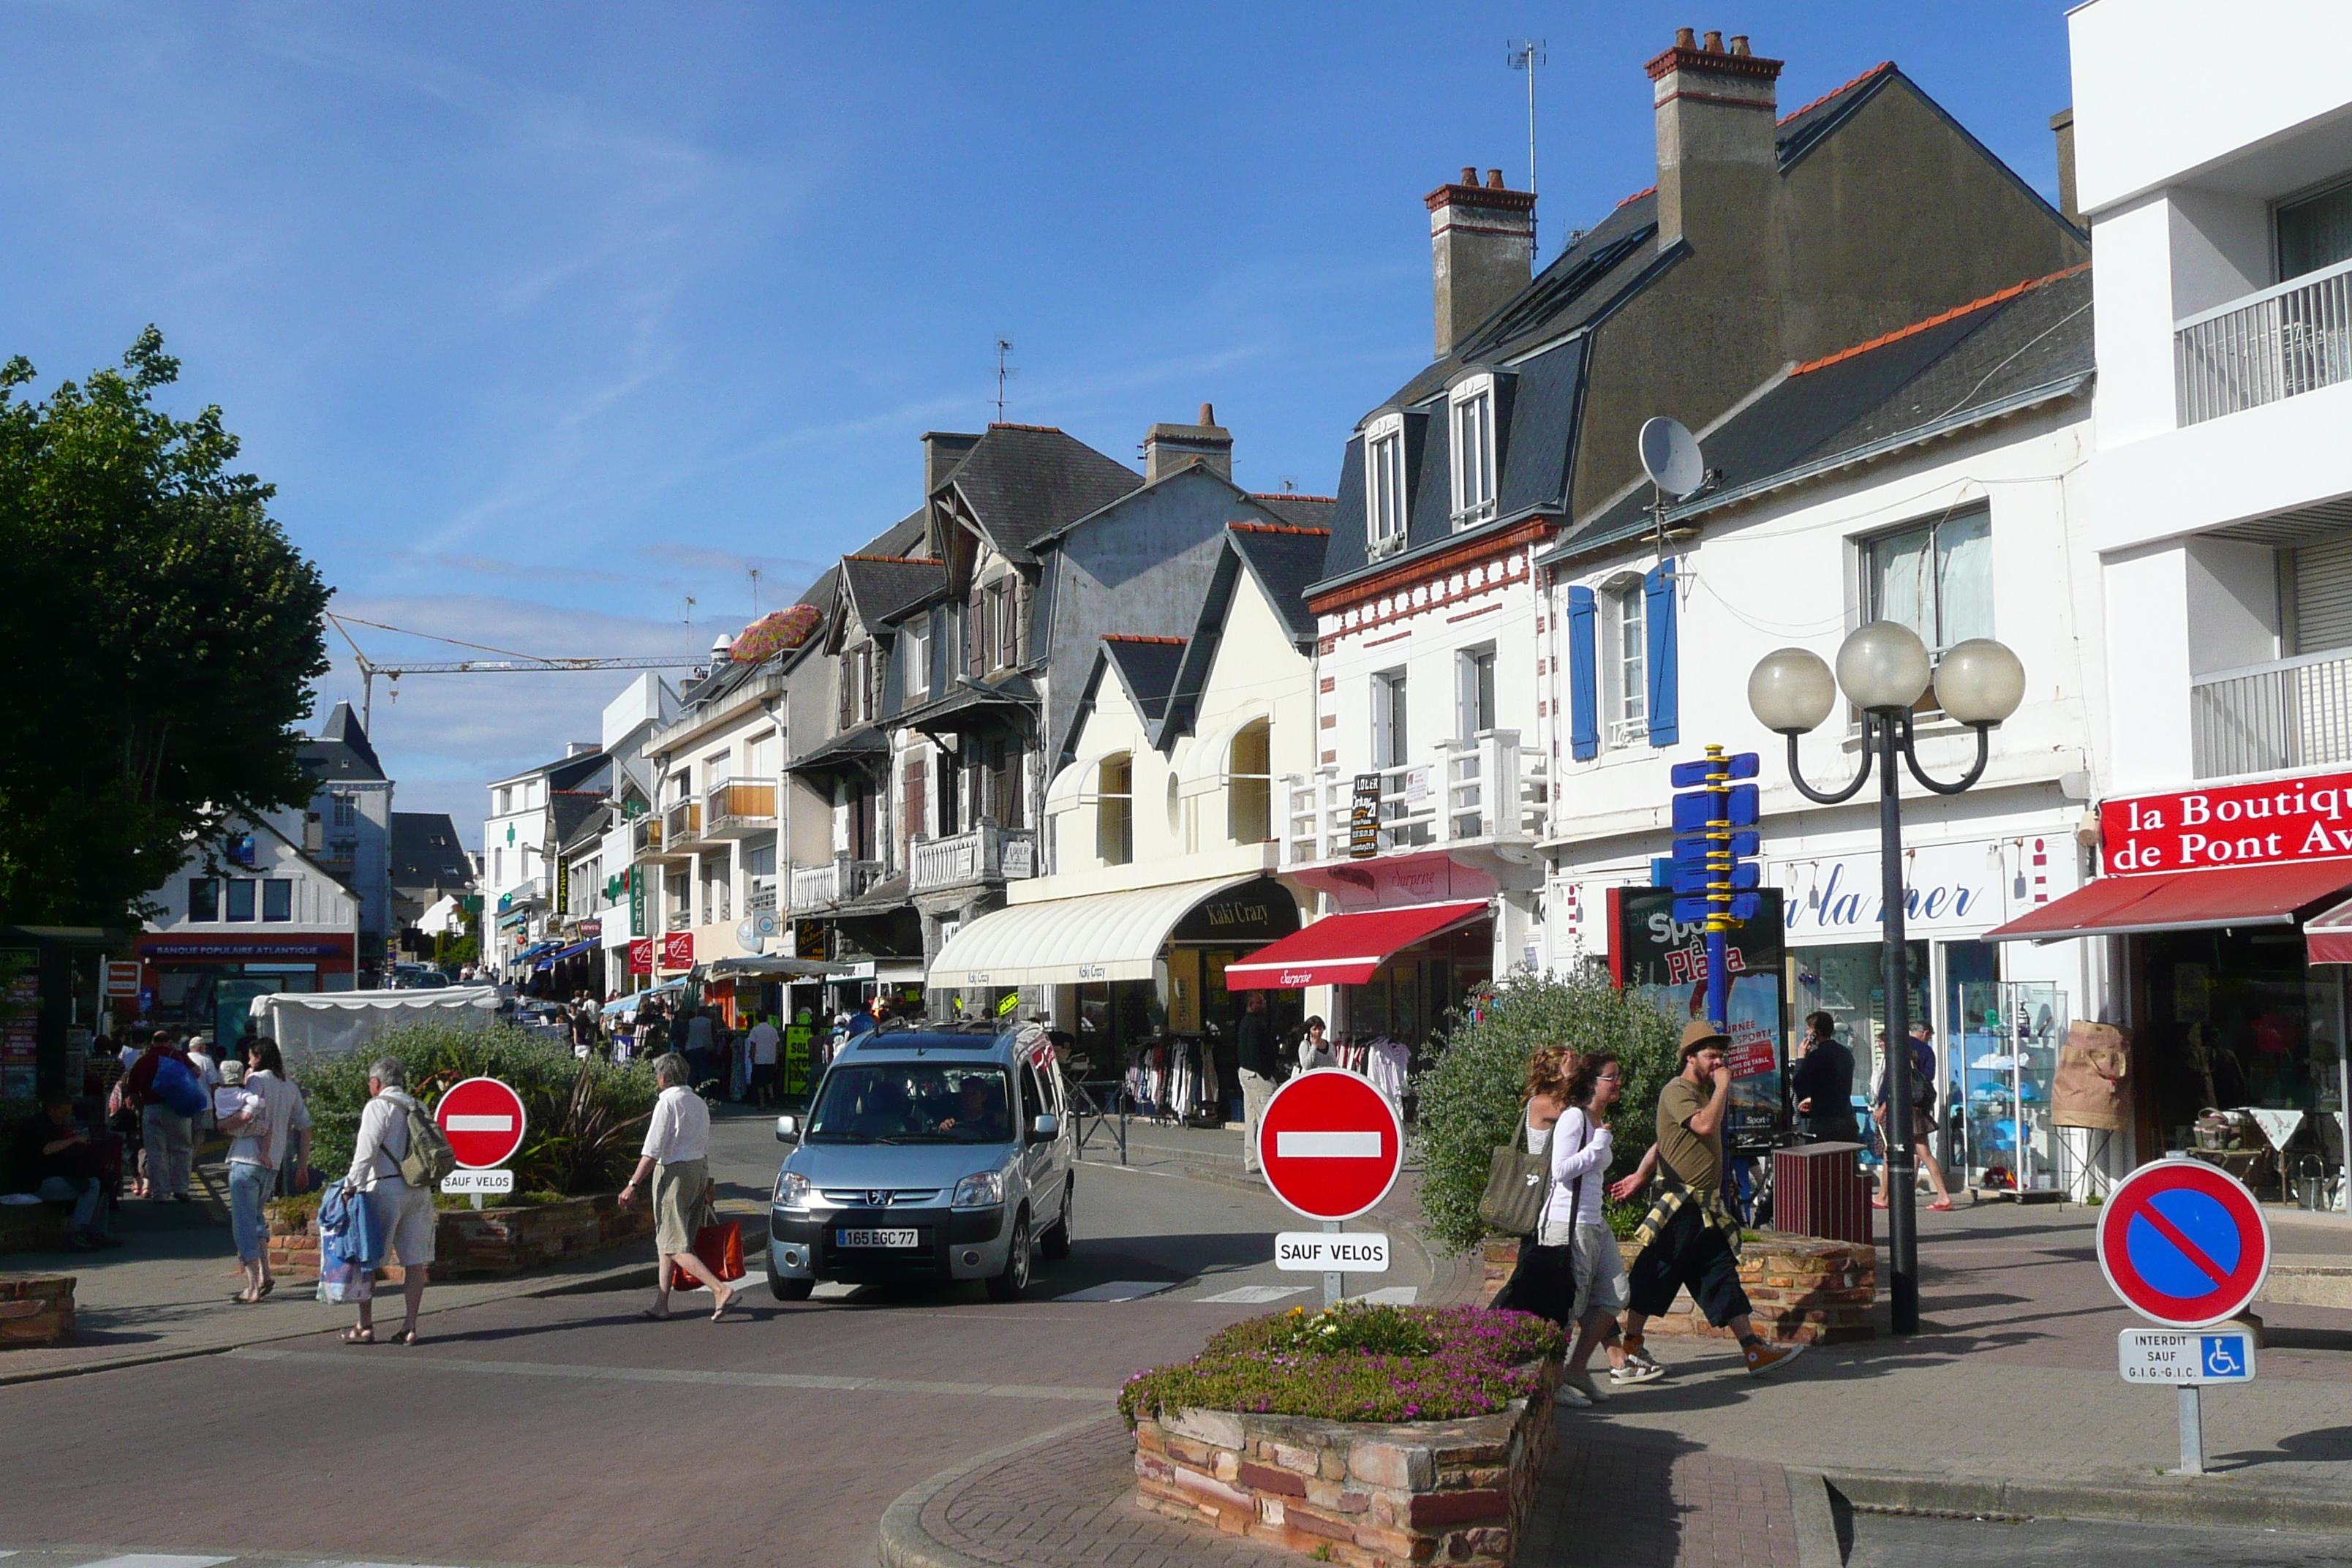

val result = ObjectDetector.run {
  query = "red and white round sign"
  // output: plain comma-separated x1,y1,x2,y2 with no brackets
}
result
1256,1068,1403,1222
2097,1157,2272,1328
435,1076,528,1170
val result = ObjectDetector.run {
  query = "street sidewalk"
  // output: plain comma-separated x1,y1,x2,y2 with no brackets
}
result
0,1104,786,1385
878,1196,2352,1567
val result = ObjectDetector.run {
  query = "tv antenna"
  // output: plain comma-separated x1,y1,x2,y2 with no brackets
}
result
1509,37,1546,252
993,338,1016,423
749,566,762,618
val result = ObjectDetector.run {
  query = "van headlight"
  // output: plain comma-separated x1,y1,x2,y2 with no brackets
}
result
952,1169,1005,1208
775,1170,812,1209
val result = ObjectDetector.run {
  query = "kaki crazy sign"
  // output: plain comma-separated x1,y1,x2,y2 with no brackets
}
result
2102,770,2352,875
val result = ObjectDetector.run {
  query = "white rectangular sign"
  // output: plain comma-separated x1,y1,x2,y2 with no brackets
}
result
1275,1232,1390,1273
2118,1327,2255,1384
440,1169,515,1195
1275,1131,1383,1159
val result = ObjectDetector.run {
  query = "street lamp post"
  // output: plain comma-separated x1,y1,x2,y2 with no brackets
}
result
1748,624,2024,1335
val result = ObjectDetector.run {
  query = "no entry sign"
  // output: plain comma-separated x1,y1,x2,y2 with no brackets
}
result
2097,1158,2271,1328
435,1076,528,1170
1257,1068,1403,1222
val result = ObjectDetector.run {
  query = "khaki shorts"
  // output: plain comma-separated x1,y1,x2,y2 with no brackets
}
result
1572,1222,1629,1319
366,1180,437,1267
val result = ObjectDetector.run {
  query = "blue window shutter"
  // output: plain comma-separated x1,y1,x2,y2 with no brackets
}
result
1645,559,1679,747
1567,586,1599,761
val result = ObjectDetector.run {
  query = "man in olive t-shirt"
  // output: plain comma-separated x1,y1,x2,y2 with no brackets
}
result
1621,1021,1807,1379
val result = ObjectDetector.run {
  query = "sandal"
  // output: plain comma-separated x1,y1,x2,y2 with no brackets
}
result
710,1290,739,1322
1870,1197,1890,1210
640,1306,671,1322
1929,1198,1956,1211
339,1327,374,1345
255,1278,276,1300
389,1327,419,1346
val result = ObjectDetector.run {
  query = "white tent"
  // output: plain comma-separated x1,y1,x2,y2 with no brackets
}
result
250,986,501,1064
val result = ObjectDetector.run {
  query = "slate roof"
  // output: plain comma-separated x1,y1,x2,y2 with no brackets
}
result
1224,524,1330,647
941,424,1142,564
389,813,472,894
785,724,889,780
840,554,948,629
550,790,608,851
1549,265,2095,562
1315,61,1930,595
300,702,388,783
1100,636,1188,725
1250,494,1338,532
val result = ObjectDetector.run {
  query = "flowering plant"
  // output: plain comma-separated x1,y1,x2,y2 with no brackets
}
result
1118,1303,1562,1428
729,605,821,664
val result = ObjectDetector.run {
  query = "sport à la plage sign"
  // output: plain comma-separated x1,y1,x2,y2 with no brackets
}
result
2102,770,2352,875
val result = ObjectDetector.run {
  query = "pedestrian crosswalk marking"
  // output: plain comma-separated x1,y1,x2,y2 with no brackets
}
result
72,1558,231,1568
1054,1280,1172,1302
1355,1286,1417,1304
1196,1284,1308,1304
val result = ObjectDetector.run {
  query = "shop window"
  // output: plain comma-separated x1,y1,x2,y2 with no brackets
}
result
188,877,219,921
263,879,293,922
1863,509,1991,656
1228,719,1272,844
1097,755,1134,866
225,880,256,922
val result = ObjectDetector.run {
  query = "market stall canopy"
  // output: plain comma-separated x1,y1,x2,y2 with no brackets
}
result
1984,859,2352,943
928,875,1262,989
249,985,500,1063
703,954,856,979
1224,900,1491,990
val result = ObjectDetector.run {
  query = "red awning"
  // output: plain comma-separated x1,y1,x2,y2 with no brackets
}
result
1984,859,2352,943
2306,893,2352,964
1224,900,1491,990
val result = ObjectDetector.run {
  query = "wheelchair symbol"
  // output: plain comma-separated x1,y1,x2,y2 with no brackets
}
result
2200,1335,2247,1377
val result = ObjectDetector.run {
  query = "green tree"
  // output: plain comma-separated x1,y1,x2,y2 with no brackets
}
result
0,329,330,926
1412,968,1683,1253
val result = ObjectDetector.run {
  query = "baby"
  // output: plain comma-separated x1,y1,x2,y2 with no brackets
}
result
213,1060,266,1138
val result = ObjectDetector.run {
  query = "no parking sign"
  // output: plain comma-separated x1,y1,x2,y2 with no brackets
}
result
2097,1158,2271,1329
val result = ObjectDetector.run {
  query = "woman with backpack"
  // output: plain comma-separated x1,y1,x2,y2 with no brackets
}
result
340,1056,452,1344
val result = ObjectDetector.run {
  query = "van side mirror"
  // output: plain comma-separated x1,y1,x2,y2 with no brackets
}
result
1028,1112,1059,1142
774,1115,800,1145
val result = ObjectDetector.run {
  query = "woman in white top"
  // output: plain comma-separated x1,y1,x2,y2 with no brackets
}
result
342,1056,435,1345
619,1052,738,1322
1548,1050,1653,1405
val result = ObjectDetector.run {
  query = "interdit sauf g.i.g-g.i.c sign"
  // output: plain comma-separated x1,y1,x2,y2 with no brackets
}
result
2101,769,2352,875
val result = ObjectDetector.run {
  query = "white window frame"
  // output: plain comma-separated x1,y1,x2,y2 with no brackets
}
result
1456,644,1496,742
904,622,929,698
1365,412,1406,554
1372,668,1409,770
1602,573,1647,750
1858,507,1993,656
1448,376,1497,529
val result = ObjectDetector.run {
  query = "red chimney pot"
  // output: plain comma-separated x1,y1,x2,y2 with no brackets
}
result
1703,29,1724,52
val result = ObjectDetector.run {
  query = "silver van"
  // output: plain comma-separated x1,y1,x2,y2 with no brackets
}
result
766,1025,1076,1301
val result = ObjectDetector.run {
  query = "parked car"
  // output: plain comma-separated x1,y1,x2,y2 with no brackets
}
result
766,1025,1075,1303
391,963,452,990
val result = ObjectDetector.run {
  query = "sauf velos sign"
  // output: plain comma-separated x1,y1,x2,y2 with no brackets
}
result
2102,771,2352,875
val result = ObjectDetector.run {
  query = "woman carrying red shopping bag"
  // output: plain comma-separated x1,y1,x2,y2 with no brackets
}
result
621,1052,742,1322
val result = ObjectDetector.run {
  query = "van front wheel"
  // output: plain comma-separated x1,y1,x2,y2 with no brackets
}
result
986,1208,1032,1301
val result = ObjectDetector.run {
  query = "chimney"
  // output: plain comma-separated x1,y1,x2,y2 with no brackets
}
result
921,430,982,496
1142,403,1234,483
1645,29,1784,255
1426,169,1537,358
2049,108,2080,227
567,742,598,758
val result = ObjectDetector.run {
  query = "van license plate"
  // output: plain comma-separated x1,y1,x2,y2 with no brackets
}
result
837,1229,919,1248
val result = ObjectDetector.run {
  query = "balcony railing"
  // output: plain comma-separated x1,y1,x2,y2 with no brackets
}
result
663,798,704,851
702,777,777,839
910,823,1037,894
2176,256,2352,425
789,854,884,911
747,877,777,914
2192,647,2352,779
1282,731,1547,865
629,815,664,859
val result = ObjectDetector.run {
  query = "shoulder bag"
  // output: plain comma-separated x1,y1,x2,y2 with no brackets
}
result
1477,1121,1550,1239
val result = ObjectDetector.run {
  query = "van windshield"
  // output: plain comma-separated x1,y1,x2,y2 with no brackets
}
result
804,1063,1013,1145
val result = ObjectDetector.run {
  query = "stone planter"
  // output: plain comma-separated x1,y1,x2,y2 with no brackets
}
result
1133,1358,1561,1568
0,1272,75,1346
265,1193,654,1281
1481,1229,1875,1343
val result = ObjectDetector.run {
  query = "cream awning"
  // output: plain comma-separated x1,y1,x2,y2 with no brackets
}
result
927,875,1260,988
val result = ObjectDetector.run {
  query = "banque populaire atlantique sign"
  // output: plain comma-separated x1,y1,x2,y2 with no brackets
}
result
2101,770,2352,876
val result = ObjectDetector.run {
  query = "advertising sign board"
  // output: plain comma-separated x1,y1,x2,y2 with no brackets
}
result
1610,885,1787,1145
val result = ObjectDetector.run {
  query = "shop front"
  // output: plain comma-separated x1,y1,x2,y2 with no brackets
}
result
135,932,357,1055
1991,772,2352,1211
928,874,1305,1123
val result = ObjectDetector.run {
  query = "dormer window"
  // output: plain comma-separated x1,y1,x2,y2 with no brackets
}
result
1365,412,1406,555
1450,377,1497,528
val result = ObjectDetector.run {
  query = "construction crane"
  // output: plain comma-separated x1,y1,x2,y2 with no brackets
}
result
327,612,711,731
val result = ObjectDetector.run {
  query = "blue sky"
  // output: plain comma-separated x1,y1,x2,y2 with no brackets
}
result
0,1,2076,837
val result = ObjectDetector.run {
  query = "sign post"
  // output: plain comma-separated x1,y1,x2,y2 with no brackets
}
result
2097,1156,2272,1475
435,1076,528,1213
1256,1069,1404,1308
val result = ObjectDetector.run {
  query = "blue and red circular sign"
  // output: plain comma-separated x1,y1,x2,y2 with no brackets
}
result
2097,1158,2271,1328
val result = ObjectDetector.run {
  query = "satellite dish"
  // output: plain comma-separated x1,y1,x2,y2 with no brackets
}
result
1638,416,1704,499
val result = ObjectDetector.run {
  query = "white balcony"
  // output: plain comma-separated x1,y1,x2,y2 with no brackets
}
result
702,777,777,840
2193,647,2352,779
789,854,883,912
909,823,1037,896
747,877,777,915
2176,257,2352,426
1281,731,1547,866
